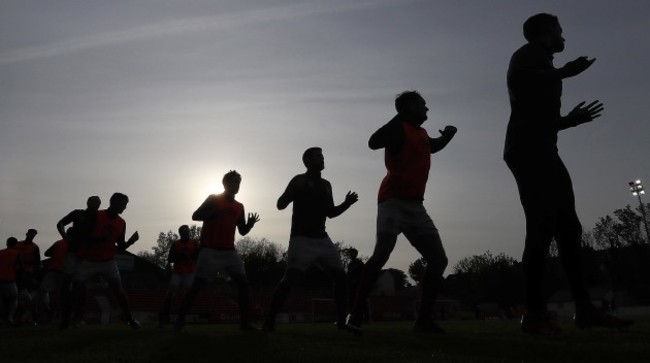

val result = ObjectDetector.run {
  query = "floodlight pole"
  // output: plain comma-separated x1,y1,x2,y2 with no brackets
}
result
629,180,650,244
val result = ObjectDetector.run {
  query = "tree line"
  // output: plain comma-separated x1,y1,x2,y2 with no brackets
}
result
138,202,650,306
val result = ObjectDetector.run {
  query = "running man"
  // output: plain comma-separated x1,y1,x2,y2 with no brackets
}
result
158,225,199,327
60,192,140,329
56,196,101,322
504,13,631,335
174,170,260,332
0,237,22,326
262,147,358,332
346,91,457,335
57,196,101,279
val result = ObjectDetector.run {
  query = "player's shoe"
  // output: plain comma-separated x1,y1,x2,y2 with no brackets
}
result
520,312,562,336
261,319,275,333
344,313,362,336
126,317,141,330
412,318,446,334
574,305,633,330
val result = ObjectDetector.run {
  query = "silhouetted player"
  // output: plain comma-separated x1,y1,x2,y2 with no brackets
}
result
262,147,358,332
60,192,140,329
504,13,631,335
16,229,40,323
36,231,71,320
57,196,101,278
56,196,101,321
346,91,457,335
0,237,22,326
174,170,260,332
158,225,199,327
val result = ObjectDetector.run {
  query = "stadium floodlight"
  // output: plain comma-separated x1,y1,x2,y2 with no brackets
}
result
629,180,645,196
629,179,650,244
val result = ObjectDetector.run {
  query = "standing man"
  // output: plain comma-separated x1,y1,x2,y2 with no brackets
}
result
262,147,358,332
504,13,631,335
158,224,199,327
60,192,140,329
346,91,457,335
0,237,22,326
174,170,260,332
16,229,40,323
36,231,71,321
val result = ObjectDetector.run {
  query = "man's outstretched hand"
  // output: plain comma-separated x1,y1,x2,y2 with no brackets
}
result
567,100,604,126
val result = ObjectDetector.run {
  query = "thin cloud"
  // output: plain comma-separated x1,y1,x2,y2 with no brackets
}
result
0,0,404,66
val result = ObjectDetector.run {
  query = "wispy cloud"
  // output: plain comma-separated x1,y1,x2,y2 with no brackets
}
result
0,0,403,66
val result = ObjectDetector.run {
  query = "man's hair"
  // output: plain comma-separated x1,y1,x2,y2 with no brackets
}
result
302,147,322,166
222,170,241,183
87,195,101,204
6,237,18,247
27,228,37,235
523,13,559,42
178,225,190,234
109,192,129,205
395,90,423,113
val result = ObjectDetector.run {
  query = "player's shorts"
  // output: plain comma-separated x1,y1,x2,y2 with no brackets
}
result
376,198,438,238
0,281,18,299
40,270,65,292
168,272,195,292
74,260,121,283
195,248,245,281
286,236,344,272
64,252,79,275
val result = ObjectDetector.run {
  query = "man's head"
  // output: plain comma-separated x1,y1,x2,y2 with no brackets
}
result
26,229,37,241
302,147,324,171
86,195,101,211
395,91,428,126
108,192,129,214
523,13,564,53
222,170,242,197
6,237,18,248
178,225,190,240
347,248,359,260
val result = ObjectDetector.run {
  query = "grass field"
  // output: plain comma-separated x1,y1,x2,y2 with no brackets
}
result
1,318,648,363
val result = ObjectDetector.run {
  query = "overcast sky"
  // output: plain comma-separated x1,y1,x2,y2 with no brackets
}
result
1,0,649,277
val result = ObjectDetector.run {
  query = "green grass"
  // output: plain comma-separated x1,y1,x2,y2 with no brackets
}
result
1,318,649,363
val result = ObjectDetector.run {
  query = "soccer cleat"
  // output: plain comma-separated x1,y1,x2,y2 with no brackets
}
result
520,312,563,336
574,306,633,330
126,317,141,330
412,318,446,334
261,319,275,333
344,313,362,336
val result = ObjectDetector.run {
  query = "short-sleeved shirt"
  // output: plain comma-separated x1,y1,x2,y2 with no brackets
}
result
170,239,198,273
16,241,40,273
78,210,126,262
200,194,244,250
283,173,334,238
377,121,431,203
0,248,20,282
504,42,562,158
